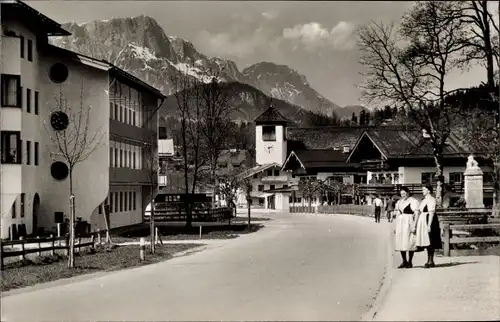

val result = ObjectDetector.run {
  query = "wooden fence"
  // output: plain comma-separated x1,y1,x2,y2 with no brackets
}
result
0,233,96,268
437,208,500,256
317,205,374,216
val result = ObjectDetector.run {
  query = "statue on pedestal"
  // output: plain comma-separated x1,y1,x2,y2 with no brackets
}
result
466,155,479,170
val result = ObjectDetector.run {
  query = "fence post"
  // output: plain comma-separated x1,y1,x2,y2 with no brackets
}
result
443,223,450,257
199,226,202,239
78,236,82,253
90,234,95,251
66,235,70,256
37,236,41,256
139,237,145,261
51,234,55,256
97,231,101,245
57,223,61,238
155,227,159,245
20,237,25,261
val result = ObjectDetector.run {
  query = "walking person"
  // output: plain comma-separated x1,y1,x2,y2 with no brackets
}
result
386,195,396,223
373,195,383,223
415,184,442,268
394,187,420,268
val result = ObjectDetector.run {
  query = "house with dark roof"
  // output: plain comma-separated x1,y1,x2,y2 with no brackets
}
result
346,128,495,205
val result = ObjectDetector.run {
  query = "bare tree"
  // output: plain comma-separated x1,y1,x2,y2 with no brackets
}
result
357,1,468,206
45,80,104,268
298,177,324,211
143,130,159,253
199,74,235,201
168,69,209,228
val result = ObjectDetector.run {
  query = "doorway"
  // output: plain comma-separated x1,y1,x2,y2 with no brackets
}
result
33,193,40,234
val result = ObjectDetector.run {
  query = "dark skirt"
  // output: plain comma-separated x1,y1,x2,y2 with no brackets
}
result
428,213,442,249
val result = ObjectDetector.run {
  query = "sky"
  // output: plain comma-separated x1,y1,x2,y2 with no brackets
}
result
28,0,493,107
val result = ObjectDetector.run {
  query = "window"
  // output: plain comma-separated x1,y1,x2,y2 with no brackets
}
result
133,192,137,210
120,105,123,122
20,193,25,218
26,141,31,165
267,170,273,176
115,192,119,212
132,111,136,126
132,152,136,169
274,170,280,176
124,149,128,167
1,131,21,164
421,172,436,185
120,192,123,211
109,147,113,167
114,104,118,121
12,200,16,218
99,203,102,214
110,193,114,213
283,184,288,189
119,149,123,167
129,150,132,168
258,185,264,191
110,102,114,119
114,149,118,167
262,125,276,141
34,91,39,114
1,74,21,107
124,107,128,124
20,35,24,58
124,192,128,211
27,39,33,61
129,192,133,210
449,172,463,184
26,88,31,113
34,142,39,165
270,185,275,190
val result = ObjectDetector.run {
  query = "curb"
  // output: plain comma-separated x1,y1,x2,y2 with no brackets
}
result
361,226,396,321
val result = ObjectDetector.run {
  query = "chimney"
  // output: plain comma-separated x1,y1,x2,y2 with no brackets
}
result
422,129,431,139
343,145,350,154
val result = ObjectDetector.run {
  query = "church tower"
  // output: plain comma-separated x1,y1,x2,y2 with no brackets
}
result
254,105,288,166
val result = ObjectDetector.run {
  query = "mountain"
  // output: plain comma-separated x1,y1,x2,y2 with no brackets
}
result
50,15,350,120
336,105,367,120
242,62,341,116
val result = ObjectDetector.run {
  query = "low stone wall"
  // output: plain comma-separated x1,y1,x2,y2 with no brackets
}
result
317,205,374,217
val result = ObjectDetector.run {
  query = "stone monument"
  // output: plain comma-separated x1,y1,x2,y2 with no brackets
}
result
464,155,484,208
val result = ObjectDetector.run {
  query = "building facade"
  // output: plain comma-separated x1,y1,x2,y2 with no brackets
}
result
0,0,165,239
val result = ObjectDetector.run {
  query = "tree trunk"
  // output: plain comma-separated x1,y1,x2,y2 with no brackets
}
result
68,169,75,269
434,156,445,208
247,197,251,230
493,159,500,217
150,184,155,254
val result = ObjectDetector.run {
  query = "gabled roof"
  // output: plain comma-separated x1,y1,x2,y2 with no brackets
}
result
346,128,478,162
238,163,281,179
1,0,71,36
254,106,289,125
47,45,166,99
287,127,365,150
282,149,361,170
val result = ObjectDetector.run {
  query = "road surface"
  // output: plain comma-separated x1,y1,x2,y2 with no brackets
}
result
1,212,390,321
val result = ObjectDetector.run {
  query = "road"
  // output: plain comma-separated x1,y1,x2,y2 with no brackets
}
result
1,212,390,321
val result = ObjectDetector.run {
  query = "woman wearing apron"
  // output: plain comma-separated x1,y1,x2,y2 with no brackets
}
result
394,186,420,268
415,184,441,268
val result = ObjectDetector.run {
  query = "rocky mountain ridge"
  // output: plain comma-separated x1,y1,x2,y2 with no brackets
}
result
50,15,365,120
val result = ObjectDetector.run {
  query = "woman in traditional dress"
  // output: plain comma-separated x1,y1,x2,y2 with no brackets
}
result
394,186,420,268
415,184,441,268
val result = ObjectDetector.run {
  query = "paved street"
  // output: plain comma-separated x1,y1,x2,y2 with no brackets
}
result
1,212,390,321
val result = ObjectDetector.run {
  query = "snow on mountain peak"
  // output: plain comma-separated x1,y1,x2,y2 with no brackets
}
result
128,43,157,62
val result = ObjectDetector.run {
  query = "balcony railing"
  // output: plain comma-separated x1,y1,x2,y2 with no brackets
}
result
109,167,156,185
260,175,289,183
359,182,494,195
109,119,156,142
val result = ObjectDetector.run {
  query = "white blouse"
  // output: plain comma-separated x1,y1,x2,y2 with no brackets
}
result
419,195,436,214
395,197,420,214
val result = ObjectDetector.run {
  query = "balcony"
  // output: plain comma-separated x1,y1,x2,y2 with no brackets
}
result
359,182,494,196
109,119,156,143
109,168,156,186
261,175,289,183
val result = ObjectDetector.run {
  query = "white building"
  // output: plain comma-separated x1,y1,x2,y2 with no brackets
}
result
0,0,165,239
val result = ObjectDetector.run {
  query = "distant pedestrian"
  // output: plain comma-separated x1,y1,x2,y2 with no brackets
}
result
373,195,383,223
394,187,420,268
415,184,441,268
386,195,397,223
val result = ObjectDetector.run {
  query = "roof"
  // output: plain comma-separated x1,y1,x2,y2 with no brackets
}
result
47,44,166,99
1,0,71,36
254,106,289,125
238,163,281,179
218,149,251,166
347,128,479,162
283,149,361,170
287,126,365,150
